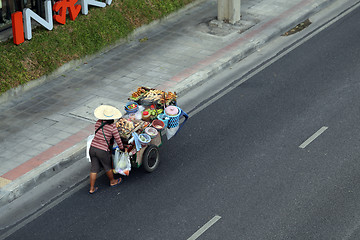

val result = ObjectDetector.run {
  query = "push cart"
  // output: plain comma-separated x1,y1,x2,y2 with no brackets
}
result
113,102,188,174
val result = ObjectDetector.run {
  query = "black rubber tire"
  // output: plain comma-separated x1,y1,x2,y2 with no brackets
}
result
142,144,160,172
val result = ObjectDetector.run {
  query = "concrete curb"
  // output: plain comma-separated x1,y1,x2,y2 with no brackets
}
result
0,140,86,206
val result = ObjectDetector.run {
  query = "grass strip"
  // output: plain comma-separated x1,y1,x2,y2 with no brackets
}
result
0,0,195,95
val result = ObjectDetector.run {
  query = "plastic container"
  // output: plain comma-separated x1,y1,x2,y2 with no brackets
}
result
165,106,179,116
152,119,165,130
138,133,151,145
157,114,169,127
145,127,158,138
125,101,139,114
142,110,151,122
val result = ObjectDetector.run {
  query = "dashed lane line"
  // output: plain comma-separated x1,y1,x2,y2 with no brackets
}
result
187,215,222,240
299,126,328,149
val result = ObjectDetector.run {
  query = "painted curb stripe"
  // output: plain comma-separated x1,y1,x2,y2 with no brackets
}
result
0,177,12,188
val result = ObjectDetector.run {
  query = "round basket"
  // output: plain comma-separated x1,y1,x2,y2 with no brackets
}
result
152,119,165,130
138,133,151,145
125,101,138,114
165,106,181,128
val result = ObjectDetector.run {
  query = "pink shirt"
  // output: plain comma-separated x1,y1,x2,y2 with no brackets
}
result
91,120,123,151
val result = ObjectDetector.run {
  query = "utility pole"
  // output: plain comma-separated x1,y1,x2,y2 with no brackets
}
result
217,0,241,24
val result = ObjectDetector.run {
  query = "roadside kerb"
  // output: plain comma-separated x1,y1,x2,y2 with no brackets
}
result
0,124,93,207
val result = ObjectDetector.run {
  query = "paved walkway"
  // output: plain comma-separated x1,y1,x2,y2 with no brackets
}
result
0,0,337,206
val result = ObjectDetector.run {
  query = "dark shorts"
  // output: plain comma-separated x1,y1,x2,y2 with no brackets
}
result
89,146,112,173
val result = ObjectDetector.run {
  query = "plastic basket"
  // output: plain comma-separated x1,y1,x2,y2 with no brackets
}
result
125,101,139,114
157,114,169,128
165,106,181,128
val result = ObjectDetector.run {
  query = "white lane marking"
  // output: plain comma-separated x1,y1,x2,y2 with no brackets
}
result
187,215,221,240
299,126,328,149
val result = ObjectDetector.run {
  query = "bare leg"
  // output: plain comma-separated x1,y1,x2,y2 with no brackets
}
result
106,169,119,186
89,172,97,193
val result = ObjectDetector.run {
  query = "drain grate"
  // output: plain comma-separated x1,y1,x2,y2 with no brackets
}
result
282,19,312,36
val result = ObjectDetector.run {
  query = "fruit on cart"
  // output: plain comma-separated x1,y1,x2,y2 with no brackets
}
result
127,103,137,109
125,102,139,114
145,109,163,116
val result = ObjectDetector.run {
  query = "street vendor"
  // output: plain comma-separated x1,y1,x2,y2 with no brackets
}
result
89,105,124,194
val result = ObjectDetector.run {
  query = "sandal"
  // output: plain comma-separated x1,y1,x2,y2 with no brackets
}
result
89,187,99,194
111,178,122,187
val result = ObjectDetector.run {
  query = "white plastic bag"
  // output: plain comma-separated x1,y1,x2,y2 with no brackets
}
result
86,134,95,162
113,149,131,176
166,126,179,140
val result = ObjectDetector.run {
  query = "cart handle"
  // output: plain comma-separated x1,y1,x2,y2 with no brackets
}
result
173,108,188,137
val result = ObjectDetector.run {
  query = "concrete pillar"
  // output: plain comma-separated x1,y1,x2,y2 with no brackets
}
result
217,0,241,24
217,0,228,23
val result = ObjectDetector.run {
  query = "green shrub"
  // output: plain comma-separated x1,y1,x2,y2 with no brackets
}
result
0,0,195,95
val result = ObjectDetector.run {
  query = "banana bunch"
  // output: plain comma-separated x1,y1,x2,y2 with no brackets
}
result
148,108,163,116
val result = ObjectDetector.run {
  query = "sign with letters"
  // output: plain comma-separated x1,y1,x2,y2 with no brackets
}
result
11,0,112,45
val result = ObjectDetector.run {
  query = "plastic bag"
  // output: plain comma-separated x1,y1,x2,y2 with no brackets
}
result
86,134,95,162
131,132,142,151
166,126,179,140
113,149,131,176
135,106,145,120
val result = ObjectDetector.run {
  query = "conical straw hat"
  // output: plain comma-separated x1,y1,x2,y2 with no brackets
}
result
94,105,122,120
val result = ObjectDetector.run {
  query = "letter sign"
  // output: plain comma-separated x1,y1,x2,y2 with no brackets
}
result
11,0,112,45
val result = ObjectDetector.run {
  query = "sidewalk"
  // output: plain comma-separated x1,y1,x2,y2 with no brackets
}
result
0,0,337,207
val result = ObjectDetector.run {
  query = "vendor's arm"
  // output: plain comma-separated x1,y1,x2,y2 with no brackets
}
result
112,124,124,149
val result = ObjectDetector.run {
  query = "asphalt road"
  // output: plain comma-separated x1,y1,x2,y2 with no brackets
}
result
4,3,360,240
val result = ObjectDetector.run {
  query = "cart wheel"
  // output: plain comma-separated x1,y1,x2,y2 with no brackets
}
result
142,144,160,172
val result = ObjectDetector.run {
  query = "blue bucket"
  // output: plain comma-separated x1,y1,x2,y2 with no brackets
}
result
157,114,169,128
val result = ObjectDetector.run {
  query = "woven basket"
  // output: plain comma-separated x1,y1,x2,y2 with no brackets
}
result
165,106,181,128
